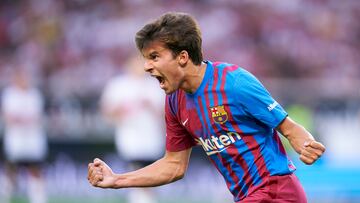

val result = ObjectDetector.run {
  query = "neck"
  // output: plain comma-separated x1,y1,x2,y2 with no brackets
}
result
181,62,207,94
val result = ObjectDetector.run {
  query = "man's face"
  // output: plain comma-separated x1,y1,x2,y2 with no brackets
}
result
141,41,184,94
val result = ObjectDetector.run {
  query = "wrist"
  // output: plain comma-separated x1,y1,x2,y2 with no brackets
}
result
113,174,129,189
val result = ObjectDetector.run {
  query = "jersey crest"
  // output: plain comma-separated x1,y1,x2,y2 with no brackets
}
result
210,105,228,124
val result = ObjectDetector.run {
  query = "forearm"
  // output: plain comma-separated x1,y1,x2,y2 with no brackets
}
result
277,117,326,164
277,117,314,154
112,150,190,188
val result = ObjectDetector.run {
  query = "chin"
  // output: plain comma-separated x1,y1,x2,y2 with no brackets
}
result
164,90,173,95
164,88,176,95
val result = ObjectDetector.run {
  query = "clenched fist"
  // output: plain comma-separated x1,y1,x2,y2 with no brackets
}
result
87,158,117,188
300,140,325,165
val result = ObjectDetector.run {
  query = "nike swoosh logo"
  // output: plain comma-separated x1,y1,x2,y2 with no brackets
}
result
182,118,189,126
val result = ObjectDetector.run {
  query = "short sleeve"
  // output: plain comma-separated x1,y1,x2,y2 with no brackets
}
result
165,95,196,151
234,69,288,128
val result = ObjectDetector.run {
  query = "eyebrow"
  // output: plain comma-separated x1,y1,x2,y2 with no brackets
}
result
143,51,158,59
143,47,166,58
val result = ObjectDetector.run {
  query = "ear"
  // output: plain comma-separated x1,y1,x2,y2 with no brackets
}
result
178,50,189,67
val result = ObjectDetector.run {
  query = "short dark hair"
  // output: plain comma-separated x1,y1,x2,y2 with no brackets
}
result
135,12,203,65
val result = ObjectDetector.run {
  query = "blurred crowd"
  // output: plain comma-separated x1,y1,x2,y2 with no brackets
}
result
0,0,359,137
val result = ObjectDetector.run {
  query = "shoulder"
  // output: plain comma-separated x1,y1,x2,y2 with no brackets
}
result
232,67,262,87
212,61,245,76
211,61,255,84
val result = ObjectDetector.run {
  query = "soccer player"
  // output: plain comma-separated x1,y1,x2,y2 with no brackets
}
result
88,12,325,202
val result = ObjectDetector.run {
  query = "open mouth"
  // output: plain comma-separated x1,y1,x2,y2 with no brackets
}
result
152,75,165,86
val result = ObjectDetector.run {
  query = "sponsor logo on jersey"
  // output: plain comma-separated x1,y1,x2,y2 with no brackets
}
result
210,105,228,124
196,132,242,155
267,101,278,111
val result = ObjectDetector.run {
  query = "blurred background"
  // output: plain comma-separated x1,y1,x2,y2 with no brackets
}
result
0,0,359,203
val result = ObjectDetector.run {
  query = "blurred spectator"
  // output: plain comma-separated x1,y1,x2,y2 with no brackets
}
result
0,1,358,125
100,55,165,203
1,68,48,203
1,0,359,92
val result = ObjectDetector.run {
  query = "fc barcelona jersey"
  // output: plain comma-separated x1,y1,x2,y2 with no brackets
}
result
165,61,295,202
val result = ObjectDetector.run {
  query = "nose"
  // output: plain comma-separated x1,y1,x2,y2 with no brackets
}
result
144,60,153,73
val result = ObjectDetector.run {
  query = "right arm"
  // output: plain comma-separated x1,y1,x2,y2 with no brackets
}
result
88,148,192,188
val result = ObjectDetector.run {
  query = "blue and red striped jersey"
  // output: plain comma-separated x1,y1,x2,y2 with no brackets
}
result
165,61,295,202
